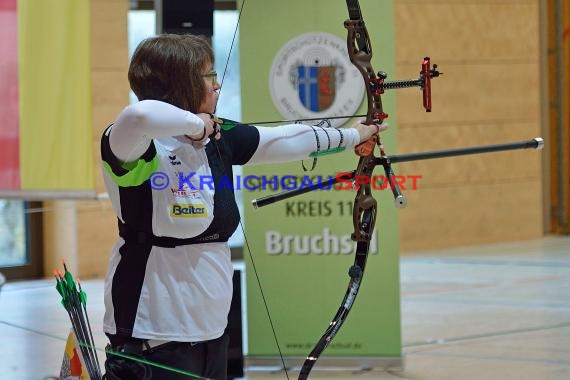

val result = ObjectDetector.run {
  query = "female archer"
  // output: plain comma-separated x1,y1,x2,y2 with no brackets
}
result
100,33,386,379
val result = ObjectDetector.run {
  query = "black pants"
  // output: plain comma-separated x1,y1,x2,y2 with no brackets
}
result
105,334,229,380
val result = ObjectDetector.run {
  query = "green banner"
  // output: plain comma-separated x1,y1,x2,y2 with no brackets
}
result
240,0,401,361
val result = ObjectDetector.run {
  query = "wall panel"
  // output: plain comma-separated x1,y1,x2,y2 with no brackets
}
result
76,0,129,277
395,0,543,251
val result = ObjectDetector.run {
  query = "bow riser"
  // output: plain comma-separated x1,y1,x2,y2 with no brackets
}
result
345,20,388,127
352,156,378,242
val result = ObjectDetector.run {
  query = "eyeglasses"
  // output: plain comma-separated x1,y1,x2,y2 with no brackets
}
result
202,70,217,85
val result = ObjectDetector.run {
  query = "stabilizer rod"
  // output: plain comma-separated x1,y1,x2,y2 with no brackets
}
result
251,137,544,209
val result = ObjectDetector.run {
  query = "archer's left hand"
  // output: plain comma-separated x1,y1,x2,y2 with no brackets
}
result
352,120,388,143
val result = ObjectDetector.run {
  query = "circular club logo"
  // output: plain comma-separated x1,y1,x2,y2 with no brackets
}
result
269,32,364,128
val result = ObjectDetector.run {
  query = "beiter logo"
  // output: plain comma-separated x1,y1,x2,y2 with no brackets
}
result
269,32,364,128
170,203,207,218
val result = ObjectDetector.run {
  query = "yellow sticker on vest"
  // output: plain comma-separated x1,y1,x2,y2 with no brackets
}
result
170,203,208,217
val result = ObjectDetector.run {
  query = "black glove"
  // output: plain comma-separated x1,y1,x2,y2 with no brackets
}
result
103,343,152,380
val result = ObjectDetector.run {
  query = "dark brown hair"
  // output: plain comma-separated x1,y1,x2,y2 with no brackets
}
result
128,34,214,112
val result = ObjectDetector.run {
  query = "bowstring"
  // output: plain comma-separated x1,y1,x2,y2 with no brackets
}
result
214,1,290,378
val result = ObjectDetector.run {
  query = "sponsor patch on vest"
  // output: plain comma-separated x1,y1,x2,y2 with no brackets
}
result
170,203,208,217
170,187,202,199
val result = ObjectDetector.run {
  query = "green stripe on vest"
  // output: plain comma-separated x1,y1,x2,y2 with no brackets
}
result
220,118,239,131
102,155,160,187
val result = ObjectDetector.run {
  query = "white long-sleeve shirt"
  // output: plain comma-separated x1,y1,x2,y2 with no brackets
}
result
101,100,362,343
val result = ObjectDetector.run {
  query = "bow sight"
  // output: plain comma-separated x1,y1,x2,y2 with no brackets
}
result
373,57,442,113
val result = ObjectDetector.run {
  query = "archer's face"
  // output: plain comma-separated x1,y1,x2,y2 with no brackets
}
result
198,63,220,114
